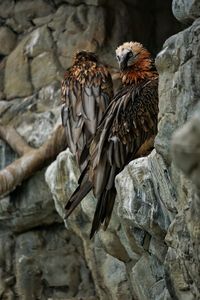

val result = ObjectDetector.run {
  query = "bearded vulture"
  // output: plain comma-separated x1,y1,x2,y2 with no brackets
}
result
61,51,113,171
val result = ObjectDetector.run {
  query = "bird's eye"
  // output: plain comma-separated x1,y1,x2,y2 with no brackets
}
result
128,52,133,58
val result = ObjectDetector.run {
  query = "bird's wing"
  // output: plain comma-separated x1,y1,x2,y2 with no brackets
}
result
61,65,113,170
89,77,158,237
65,77,158,238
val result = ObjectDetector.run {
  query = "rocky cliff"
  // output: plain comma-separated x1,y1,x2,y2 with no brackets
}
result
1,0,199,299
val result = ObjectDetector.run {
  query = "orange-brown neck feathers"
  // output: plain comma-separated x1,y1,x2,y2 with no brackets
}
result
116,42,157,84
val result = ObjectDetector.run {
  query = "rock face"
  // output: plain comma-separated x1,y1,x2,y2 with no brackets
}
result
154,12,200,298
0,0,197,299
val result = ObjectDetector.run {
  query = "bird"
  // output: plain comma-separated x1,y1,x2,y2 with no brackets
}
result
61,50,113,171
65,42,159,238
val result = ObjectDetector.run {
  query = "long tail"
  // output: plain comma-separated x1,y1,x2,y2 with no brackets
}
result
90,188,116,239
65,170,92,218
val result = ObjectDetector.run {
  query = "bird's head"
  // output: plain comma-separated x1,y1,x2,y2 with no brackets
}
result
115,42,157,84
115,42,151,71
74,50,98,64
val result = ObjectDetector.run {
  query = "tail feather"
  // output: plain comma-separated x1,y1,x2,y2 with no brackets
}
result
65,173,92,218
103,189,116,230
89,188,116,239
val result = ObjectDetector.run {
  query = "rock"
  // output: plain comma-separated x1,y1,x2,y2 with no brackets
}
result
54,0,106,5
0,27,17,56
98,253,132,300
0,139,17,170
172,116,200,187
48,5,75,36
45,149,96,228
99,230,130,263
155,13,200,300
0,59,6,98
4,37,33,99
0,0,15,19
0,169,61,233
130,255,157,300
57,5,106,69
115,150,175,238
0,233,14,300
45,149,80,220
33,14,53,26
30,52,62,91
45,149,133,300
155,18,200,164
24,26,54,58
16,110,59,147
172,0,200,24
14,0,54,31
15,226,95,299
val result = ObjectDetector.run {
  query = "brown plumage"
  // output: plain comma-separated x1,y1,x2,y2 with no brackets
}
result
61,51,113,170
65,42,159,238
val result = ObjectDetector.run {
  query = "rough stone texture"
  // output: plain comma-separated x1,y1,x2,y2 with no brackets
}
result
25,26,54,58
46,149,175,300
154,12,200,300
1,0,181,100
45,150,133,300
0,27,17,56
0,59,5,99
31,52,62,91
4,37,33,99
13,0,54,32
0,0,192,299
172,0,200,24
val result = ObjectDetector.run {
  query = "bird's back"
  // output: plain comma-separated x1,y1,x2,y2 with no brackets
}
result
61,53,113,171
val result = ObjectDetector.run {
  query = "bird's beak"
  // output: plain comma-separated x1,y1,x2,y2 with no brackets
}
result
119,60,126,71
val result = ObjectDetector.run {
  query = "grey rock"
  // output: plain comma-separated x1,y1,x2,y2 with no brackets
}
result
0,169,61,233
30,52,62,91
0,1,14,19
4,37,33,99
172,0,200,24
0,139,18,170
45,149,132,300
115,150,175,239
99,230,130,263
57,5,106,69
0,58,6,98
16,110,60,148
33,14,53,26
14,0,54,32
155,18,200,164
24,26,54,58
155,14,200,300
48,5,75,37
0,27,17,56
15,226,95,299
98,252,132,300
172,116,200,188
130,255,157,300
0,233,14,300
54,0,106,5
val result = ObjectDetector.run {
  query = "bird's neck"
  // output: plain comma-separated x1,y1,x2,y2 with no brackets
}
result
120,59,158,85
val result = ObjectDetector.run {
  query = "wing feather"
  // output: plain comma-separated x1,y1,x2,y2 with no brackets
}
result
88,77,159,236
61,60,113,171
